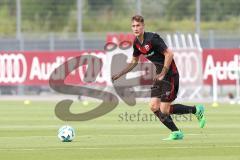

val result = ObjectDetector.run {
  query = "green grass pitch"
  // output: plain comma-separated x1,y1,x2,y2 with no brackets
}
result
0,100,240,160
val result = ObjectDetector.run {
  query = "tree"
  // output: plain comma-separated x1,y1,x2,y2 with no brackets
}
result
21,0,76,31
164,0,240,21
165,0,194,20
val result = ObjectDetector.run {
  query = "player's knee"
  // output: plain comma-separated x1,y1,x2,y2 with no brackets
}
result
149,102,159,112
160,106,170,114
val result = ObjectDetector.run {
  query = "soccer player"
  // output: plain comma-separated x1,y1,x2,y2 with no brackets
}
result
111,15,206,140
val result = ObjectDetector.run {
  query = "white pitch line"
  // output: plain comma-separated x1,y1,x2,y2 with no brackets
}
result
1,145,240,151
0,148,104,151
1,133,240,139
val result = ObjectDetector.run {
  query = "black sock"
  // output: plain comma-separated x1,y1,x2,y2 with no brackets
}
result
170,104,196,114
154,110,178,132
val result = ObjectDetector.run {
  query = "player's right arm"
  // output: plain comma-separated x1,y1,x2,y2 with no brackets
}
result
111,56,139,82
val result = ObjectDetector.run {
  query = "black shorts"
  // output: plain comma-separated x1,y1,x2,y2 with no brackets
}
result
151,74,179,102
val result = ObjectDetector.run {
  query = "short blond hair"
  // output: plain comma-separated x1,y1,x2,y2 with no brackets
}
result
131,15,144,23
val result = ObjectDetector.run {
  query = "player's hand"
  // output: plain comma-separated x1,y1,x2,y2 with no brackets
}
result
153,73,165,81
111,74,121,82
154,66,168,81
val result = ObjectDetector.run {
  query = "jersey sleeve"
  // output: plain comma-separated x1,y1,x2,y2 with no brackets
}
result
132,44,141,57
152,34,168,54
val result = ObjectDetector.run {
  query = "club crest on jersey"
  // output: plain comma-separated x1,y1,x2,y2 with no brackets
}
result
144,45,150,51
136,43,152,54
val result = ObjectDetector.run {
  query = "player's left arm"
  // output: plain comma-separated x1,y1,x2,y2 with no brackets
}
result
151,34,174,81
154,48,173,81
161,48,173,75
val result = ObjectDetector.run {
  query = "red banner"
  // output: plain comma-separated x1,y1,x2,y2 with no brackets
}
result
0,51,106,85
203,49,240,85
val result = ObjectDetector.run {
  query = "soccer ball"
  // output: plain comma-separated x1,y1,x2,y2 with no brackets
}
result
58,125,75,142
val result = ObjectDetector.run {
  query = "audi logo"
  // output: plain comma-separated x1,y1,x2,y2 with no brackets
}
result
104,41,132,51
78,52,105,83
174,51,202,83
0,54,27,83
